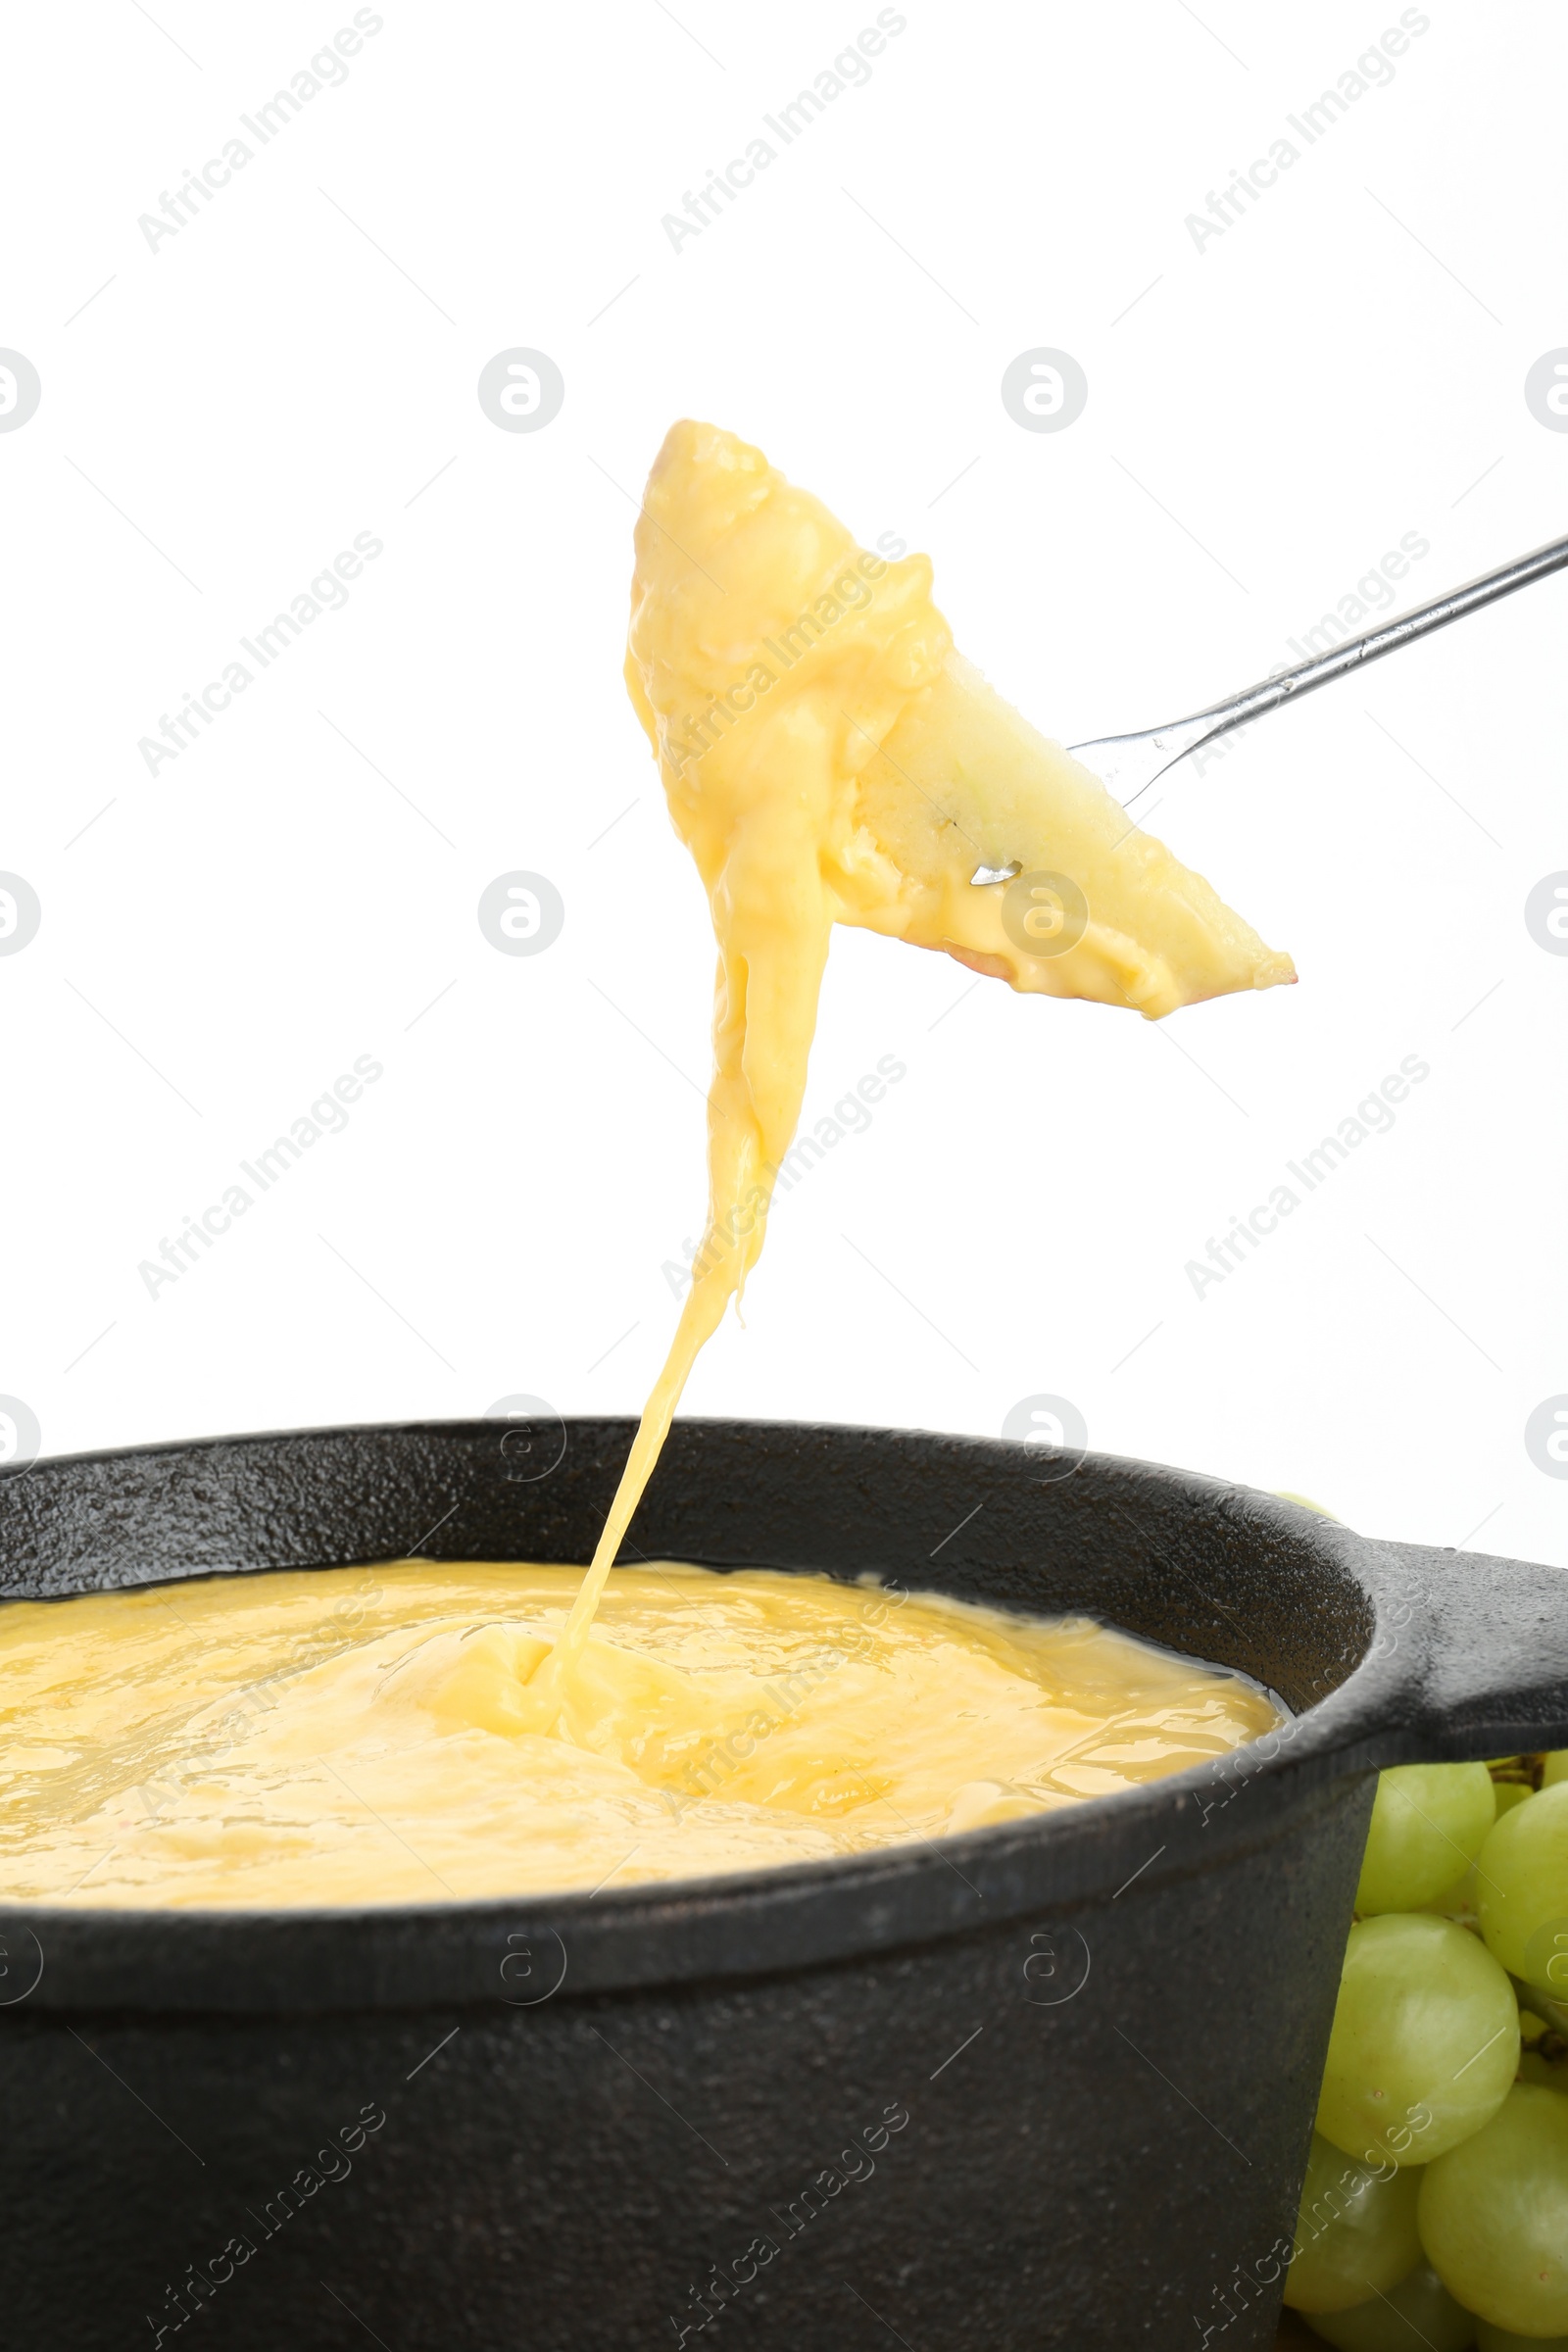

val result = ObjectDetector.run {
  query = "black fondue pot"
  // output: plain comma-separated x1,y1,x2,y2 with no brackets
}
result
2,1417,1564,2350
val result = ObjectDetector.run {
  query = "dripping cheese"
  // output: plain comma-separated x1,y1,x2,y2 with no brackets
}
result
564,420,1293,1646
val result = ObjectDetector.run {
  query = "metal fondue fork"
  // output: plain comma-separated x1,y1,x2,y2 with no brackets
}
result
969,525,1568,881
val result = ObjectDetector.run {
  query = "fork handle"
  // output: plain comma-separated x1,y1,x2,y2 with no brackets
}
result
1196,525,1568,736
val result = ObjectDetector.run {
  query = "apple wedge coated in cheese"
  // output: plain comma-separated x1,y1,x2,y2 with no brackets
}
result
625,418,1296,1025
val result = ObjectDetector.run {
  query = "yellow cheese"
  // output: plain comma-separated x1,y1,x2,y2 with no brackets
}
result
0,1560,1282,1907
563,421,1293,1648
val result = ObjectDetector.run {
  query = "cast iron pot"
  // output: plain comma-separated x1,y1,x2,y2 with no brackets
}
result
2,1417,1565,2352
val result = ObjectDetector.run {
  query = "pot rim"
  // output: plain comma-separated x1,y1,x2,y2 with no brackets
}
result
0,1415,1534,2013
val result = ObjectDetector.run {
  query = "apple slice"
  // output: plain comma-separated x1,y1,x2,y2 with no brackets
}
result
625,419,1294,1025
857,652,1296,1016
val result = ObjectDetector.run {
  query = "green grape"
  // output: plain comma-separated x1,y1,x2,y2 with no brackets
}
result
1478,1785,1568,1991
1303,2261,1476,2348
1357,1764,1498,1914
1419,2085,1568,2336
1544,1753,1567,1790
1494,1785,1535,1821
1475,2326,1568,2351
1285,2131,1424,2311
1317,1914,1520,2166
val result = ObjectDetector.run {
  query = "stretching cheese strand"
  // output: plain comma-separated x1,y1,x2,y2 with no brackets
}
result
555,423,1293,1664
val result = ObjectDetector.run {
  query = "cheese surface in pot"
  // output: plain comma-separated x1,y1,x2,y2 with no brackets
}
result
0,1559,1284,1908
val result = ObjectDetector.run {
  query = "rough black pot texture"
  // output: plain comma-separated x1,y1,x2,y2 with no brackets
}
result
1,1417,1564,2352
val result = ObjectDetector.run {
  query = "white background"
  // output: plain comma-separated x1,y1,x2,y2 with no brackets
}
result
3,0,1564,1568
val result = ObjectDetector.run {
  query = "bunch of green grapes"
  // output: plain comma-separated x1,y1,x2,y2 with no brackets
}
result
1286,1748,1568,2348
1288,1749,1568,2352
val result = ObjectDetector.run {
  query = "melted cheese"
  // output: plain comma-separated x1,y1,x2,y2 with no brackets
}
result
564,421,1293,1647
0,1560,1282,1907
